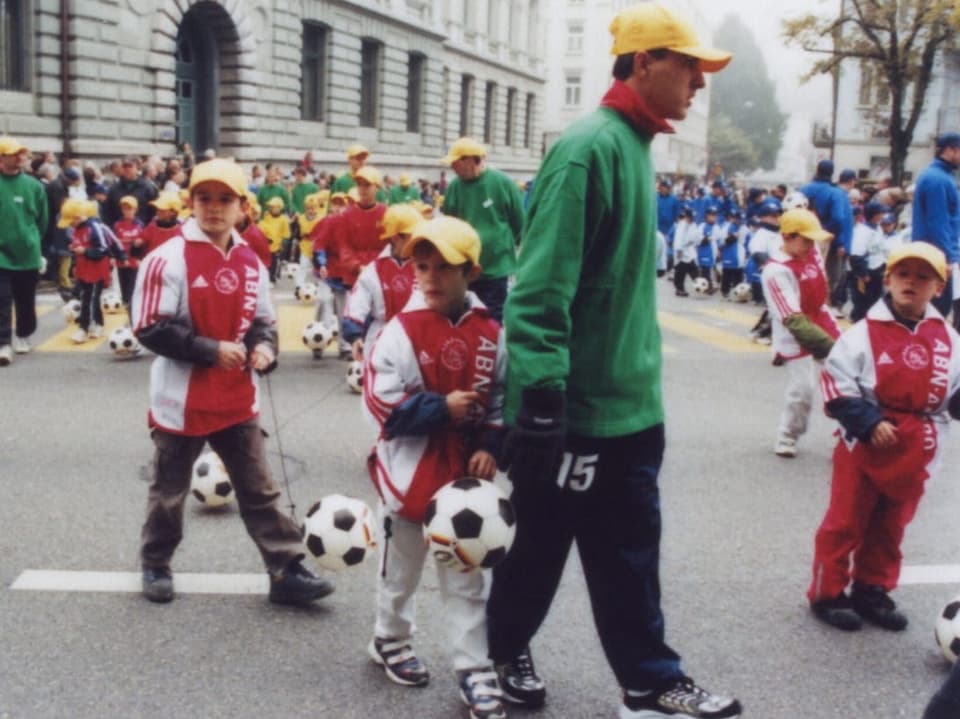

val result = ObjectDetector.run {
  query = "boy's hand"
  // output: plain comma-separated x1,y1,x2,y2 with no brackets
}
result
249,344,275,373
870,420,898,449
215,341,247,370
447,390,482,426
467,451,497,480
352,339,364,362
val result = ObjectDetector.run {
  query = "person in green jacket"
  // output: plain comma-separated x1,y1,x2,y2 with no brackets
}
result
440,137,523,322
0,136,48,366
486,5,743,719
387,173,421,205
332,144,388,203
256,165,292,215
289,166,319,215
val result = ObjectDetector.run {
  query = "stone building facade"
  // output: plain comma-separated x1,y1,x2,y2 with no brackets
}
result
0,0,545,178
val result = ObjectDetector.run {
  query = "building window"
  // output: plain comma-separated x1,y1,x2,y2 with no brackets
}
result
360,39,382,128
505,87,517,146
858,63,873,106
301,22,328,121
566,22,583,53
406,52,426,133
0,0,26,91
460,74,475,136
484,81,497,143
859,61,890,108
524,92,535,149
564,73,581,107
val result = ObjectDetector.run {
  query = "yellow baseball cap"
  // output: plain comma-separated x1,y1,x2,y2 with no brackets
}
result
188,158,248,197
398,172,412,187
403,217,481,266
441,137,487,165
329,192,348,205
119,195,139,209
380,204,423,240
57,198,88,228
354,165,383,186
304,194,320,209
780,209,833,243
886,242,948,281
347,187,360,203
265,196,285,209
150,192,182,212
609,3,732,73
346,143,370,159
0,136,28,155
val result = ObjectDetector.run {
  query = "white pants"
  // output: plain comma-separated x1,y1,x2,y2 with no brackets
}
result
778,355,817,440
374,505,490,671
313,282,349,352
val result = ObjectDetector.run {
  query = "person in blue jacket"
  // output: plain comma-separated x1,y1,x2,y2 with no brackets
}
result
800,159,853,315
913,131,960,323
656,178,681,239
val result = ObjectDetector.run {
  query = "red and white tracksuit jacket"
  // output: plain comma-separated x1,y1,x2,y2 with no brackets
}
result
343,245,415,351
364,291,506,522
762,252,840,359
310,203,386,285
131,218,277,436
809,300,960,601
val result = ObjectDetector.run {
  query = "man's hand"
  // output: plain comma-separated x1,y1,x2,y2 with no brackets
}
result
499,388,566,487
215,341,247,370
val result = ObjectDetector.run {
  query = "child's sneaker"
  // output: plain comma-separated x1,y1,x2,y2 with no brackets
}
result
12,335,30,354
367,637,429,687
0,344,12,366
810,592,863,631
458,669,507,719
774,435,797,458
620,677,742,718
851,582,908,630
89,324,104,339
496,647,545,707
71,328,88,344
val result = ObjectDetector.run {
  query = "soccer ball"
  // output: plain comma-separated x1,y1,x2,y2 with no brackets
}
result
935,595,960,663
190,450,234,508
692,277,711,297
108,326,140,356
423,478,516,572
303,494,376,571
62,298,81,323
100,290,123,314
782,190,809,211
282,261,298,280
731,282,753,303
301,321,333,351
346,360,363,393
294,283,317,303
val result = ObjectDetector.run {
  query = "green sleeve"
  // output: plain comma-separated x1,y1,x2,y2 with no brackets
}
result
441,180,460,218
504,177,524,246
784,313,836,359
34,181,49,240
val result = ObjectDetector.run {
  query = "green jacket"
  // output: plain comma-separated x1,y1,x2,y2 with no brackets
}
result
256,183,291,213
442,168,523,280
332,172,387,203
503,107,663,437
0,172,48,271
291,181,320,214
388,185,421,205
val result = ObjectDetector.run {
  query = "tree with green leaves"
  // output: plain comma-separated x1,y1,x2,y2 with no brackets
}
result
708,15,786,175
784,0,956,185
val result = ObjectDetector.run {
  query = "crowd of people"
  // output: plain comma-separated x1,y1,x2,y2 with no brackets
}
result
3,2,960,718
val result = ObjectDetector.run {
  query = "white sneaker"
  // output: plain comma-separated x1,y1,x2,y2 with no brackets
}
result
71,329,88,344
12,336,30,354
89,324,104,339
774,435,797,458
0,344,12,366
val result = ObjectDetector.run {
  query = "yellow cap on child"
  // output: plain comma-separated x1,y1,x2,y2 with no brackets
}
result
402,217,481,266
885,243,948,281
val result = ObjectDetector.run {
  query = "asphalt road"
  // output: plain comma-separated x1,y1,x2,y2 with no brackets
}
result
1,278,959,719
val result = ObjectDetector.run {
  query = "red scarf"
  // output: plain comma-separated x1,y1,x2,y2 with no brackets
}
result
600,80,674,137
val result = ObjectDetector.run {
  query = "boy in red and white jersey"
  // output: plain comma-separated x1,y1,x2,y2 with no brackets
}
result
112,195,145,311
363,216,508,719
141,193,182,255
809,243,960,631
761,209,841,458
130,158,333,607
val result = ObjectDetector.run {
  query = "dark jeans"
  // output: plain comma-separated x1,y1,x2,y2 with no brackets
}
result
848,268,884,322
673,261,697,294
721,267,744,297
76,279,104,331
141,420,304,572
487,424,683,691
0,268,39,345
469,275,508,323
117,267,138,309
826,246,848,309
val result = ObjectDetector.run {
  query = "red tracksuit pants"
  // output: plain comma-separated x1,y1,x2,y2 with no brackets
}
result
807,439,925,603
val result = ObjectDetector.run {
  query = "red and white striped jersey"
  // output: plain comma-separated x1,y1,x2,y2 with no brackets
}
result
343,245,415,353
762,253,840,359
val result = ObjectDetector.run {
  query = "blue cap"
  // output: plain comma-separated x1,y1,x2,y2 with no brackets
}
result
659,177,672,187
757,198,782,216
864,201,887,218
936,132,960,150
64,167,80,181
711,179,725,189
705,203,719,214
839,168,857,183
816,159,834,178
881,212,897,224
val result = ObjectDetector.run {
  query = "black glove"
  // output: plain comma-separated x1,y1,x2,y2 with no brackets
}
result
499,387,566,487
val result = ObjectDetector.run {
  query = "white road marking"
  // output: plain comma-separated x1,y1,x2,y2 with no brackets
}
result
10,569,269,594
899,565,960,587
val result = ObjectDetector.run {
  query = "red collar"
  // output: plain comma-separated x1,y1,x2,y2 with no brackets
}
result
600,80,674,137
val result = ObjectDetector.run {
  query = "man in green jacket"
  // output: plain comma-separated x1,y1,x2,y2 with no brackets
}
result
440,137,523,322
487,5,742,718
0,136,48,366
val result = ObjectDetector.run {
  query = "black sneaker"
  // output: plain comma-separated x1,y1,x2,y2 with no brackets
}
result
496,647,546,707
458,668,507,719
811,592,863,631
142,567,174,603
268,560,335,605
367,637,430,687
675,291,689,297
620,677,742,718
851,582,908,631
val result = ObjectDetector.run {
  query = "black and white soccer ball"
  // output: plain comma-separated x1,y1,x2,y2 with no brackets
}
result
282,261,299,280
423,478,516,572
731,282,752,303
301,321,333,351
294,283,317,303
62,298,81,323
190,451,234,508
782,190,809,211
692,277,711,297
100,290,123,314
108,326,140,356
936,595,960,663
346,360,363,393
303,494,376,571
